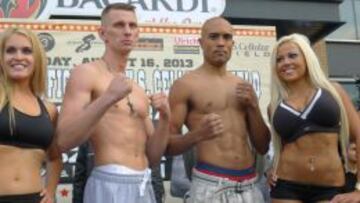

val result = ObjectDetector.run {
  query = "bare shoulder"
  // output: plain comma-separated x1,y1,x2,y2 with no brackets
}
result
42,100,58,122
70,61,100,79
131,80,147,95
330,82,347,96
172,70,198,89
170,71,196,93
168,71,198,102
67,60,103,90
331,81,343,90
227,71,243,80
230,72,242,80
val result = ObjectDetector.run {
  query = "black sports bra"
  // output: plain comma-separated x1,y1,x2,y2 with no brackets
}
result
0,98,54,150
273,88,340,143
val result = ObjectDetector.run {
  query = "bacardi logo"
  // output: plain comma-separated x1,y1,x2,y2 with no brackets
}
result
0,0,225,25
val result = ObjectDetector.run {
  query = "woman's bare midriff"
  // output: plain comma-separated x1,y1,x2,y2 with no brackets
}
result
0,145,45,195
277,133,345,187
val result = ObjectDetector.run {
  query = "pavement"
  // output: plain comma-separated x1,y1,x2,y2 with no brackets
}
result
164,181,183,203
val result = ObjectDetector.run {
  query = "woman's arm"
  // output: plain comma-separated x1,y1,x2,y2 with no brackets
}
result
333,83,360,181
43,142,63,202
42,102,63,203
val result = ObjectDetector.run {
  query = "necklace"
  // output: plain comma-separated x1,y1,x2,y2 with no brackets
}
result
126,95,136,115
101,58,136,116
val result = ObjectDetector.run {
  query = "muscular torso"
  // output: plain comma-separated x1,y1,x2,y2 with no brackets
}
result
90,62,150,170
278,133,345,186
185,71,254,170
0,146,45,195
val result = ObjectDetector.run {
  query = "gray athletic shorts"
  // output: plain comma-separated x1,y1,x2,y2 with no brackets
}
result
83,166,156,203
188,168,264,203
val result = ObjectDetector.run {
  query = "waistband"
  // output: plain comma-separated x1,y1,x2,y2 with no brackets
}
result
91,167,151,184
0,192,41,201
276,178,344,190
91,166,152,197
194,162,257,182
95,164,148,175
192,168,258,193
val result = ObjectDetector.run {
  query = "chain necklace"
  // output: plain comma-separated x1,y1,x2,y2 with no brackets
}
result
101,58,136,116
126,95,136,115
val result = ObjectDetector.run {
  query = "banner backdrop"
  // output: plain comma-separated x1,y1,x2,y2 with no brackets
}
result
0,20,276,202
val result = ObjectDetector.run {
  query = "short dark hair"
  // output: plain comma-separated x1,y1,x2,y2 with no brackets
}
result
101,3,136,25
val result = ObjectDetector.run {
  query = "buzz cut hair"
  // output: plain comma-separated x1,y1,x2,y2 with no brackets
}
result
101,3,136,25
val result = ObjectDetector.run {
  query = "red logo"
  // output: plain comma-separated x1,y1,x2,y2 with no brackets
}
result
0,0,47,18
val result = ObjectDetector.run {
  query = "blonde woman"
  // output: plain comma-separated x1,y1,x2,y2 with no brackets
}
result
268,33,360,203
0,28,62,203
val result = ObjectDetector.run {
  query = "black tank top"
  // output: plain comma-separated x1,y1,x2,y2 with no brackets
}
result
273,88,340,143
0,98,54,150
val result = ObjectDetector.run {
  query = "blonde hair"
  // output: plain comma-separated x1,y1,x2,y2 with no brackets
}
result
0,27,47,134
269,33,350,173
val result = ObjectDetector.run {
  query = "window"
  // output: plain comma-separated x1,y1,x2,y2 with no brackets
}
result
327,0,359,40
355,0,360,38
331,77,360,109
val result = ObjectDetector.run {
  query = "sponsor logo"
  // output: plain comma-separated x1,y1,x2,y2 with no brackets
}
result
0,0,47,18
233,42,271,57
65,34,102,53
174,36,199,46
75,34,96,53
0,0,225,24
38,32,55,52
135,38,163,51
173,36,200,54
173,45,200,54
27,0,225,24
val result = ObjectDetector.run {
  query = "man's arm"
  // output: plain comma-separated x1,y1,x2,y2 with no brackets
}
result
145,93,171,167
246,105,270,154
236,81,270,154
57,65,131,152
166,79,198,156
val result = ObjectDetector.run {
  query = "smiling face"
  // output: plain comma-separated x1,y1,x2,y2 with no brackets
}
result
2,33,35,83
199,17,234,67
275,41,308,84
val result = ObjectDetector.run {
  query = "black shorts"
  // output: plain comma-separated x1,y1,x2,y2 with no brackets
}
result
270,178,343,203
0,192,41,203
343,172,356,193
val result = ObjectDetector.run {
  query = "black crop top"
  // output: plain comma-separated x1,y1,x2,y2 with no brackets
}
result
0,98,54,150
273,88,340,143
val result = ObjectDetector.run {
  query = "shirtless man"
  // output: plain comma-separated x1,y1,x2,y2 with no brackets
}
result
166,17,270,203
56,3,170,203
